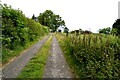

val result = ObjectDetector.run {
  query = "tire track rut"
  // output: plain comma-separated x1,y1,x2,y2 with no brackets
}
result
2,35,50,78
43,34,72,78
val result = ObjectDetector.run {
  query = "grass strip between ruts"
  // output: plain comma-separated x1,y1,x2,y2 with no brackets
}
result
17,35,52,78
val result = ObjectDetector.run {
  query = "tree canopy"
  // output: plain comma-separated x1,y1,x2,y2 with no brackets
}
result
38,10,65,32
63,27,69,33
32,14,36,20
99,27,111,34
112,19,120,35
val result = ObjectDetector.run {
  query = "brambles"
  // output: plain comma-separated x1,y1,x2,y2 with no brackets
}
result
56,33,120,79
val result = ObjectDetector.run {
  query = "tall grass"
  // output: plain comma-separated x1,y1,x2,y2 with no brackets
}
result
56,33,120,79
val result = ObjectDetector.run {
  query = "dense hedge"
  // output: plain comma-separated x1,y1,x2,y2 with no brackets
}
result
57,33,120,79
2,4,49,63
2,4,49,49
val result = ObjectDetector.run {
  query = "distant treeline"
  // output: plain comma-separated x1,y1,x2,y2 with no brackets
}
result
69,19,120,36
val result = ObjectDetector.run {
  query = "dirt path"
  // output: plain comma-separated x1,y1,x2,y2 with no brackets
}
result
2,35,50,78
43,34,72,78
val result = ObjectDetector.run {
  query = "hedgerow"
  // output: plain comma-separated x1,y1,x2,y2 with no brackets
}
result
2,4,49,63
57,33,120,79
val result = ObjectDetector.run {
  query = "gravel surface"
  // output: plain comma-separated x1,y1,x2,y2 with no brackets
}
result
43,34,72,78
2,35,50,78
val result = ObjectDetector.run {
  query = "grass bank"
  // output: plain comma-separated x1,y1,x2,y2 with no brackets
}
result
55,33,78,78
17,35,52,78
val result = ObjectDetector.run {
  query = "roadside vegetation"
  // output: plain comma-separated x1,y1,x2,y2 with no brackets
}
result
17,35,52,78
2,2,120,79
2,4,49,64
56,33,120,79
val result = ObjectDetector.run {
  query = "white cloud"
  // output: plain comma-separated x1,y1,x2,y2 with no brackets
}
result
1,0,119,33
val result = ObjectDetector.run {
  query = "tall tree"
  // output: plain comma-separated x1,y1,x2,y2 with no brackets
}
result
64,27,69,36
32,14,37,21
38,10,65,32
64,27,69,33
112,19,120,35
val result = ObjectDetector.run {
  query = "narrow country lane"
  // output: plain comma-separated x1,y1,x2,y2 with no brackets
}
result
43,34,72,78
2,35,50,78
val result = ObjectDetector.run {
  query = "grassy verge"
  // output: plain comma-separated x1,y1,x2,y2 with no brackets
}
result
17,35,52,78
55,33,78,78
2,34,49,66
56,33,120,79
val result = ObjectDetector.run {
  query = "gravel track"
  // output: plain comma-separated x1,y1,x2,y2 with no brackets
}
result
43,34,72,78
2,35,50,78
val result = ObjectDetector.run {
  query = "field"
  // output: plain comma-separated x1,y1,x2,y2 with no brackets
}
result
56,33,120,79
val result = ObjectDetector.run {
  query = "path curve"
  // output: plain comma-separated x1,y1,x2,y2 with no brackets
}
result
43,34,72,78
2,35,50,78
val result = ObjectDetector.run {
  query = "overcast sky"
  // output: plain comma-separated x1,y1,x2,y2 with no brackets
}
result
1,0,120,33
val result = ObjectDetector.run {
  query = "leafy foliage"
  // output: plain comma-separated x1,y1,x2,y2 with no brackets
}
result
112,19,120,35
99,27,111,34
38,10,65,32
2,4,28,49
64,27,69,33
2,4,49,63
57,33,120,79
32,14,37,21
